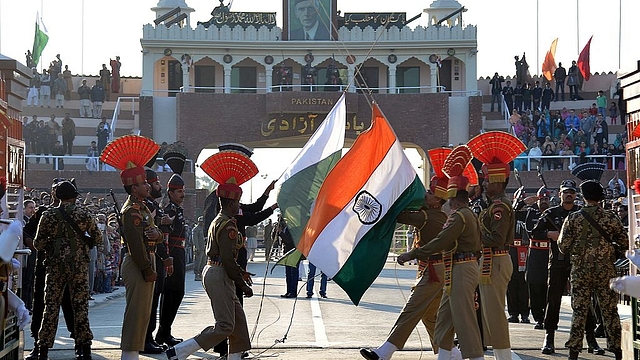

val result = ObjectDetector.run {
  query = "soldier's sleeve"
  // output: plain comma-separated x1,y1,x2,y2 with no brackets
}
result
84,209,103,249
396,209,427,228
608,211,629,252
557,216,575,254
482,202,511,247
33,213,54,251
217,219,247,287
122,207,154,276
408,212,463,260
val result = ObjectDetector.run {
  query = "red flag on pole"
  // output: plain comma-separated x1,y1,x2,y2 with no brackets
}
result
541,38,558,81
577,36,593,81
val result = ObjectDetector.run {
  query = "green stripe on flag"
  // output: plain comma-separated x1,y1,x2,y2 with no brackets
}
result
32,21,48,67
333,175,425,305
279,150,342,246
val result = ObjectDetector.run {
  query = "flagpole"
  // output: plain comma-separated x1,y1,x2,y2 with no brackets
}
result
81,0,85,75
576,0,579,56
618,0,622,70
536,0,539,76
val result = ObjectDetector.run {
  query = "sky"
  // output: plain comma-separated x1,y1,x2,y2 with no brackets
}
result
1,0,639,78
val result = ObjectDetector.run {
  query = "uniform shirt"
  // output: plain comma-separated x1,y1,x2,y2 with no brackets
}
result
206,212,245,287
163,200,186,247
479,193,515,247
120,196,161,277
34,202,102,267
558,204,628,264
531,203,580,268
408,206,481,258
397,207,447,252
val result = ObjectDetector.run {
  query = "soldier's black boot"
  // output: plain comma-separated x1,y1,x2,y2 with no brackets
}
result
74,343,83,359
81,343,93,359
568,348,579,360
37,347,48,360
25,345,39,360
586,334,605,355
541,331,555,354
613,349,622,360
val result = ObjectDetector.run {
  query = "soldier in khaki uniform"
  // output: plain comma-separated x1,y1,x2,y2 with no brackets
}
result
360,147,455,360
468,131,526,360
559,180,625,360
166,150,257,360
99,135,164,360
34,181,102,360
399,146,484,360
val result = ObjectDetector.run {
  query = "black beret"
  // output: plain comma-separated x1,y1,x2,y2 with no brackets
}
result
580,180,604,201
55,181,79,200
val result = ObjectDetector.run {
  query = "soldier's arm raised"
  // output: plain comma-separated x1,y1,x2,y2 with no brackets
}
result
396,209,427,228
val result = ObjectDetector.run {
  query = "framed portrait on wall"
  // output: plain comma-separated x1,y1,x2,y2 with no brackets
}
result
284,0,335,41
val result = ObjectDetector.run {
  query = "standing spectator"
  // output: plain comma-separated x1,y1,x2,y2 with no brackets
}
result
61,113,76,155
528,141,543,170
596,90,607,118
62,65,73,100
27,69,40,106
46,114,61,148
554,62,567,101
541,82,554,111
514,82,524,112
245,225,258,262
278,218,298,298
536,115,550,145
580,113,594,146
558,180,625,360
565,109,580,137
51,73,67,108
77,79,92,118
21,199,37,310
51,140,65,170
91,80,105,118
86,141,99,172
96,117,111,154
306,262,328,299
522,82,532,111
609,102,619,125
111,56,121,94
35,120,50,165
100,64,111,101
588,104,598,117
192,216,206,281
531,81,542,111
490,72,504,112
567,60,581,100
24,116,37,157
263,219,274,260
593,114,608,148
39,70,51,108
502,80,514,115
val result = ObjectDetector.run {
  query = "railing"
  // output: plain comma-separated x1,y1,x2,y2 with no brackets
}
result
25,155,195,172
110,97,139,141
176,84,477,95
514,154,626,171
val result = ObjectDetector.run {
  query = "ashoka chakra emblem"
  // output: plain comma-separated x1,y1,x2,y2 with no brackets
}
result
353,191,382,225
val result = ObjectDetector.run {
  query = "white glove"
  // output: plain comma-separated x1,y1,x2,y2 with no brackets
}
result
10,258,20,271
627,249,640,269
610,276,640,299
6,290,30,331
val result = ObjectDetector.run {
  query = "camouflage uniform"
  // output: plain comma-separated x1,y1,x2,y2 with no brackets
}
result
558,204,627,354
385,207,447,352
33,202,102,349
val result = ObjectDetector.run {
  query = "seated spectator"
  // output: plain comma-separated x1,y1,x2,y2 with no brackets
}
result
573,130,588,148
557,143,574,170
614,134,623,149
575,141,590,156
590,142,605,163
542,144,556,170
528,141,543,170
559,133,572,149
513,119,526,140
542,136,556,153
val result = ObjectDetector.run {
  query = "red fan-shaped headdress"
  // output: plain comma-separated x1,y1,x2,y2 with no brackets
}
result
100,135,160,186
442,145,473,198
427,148,451,199
200,150,258,200
467,131,526,183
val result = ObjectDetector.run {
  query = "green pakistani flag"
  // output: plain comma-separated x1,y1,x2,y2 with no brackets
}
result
32,14,48,67
272,93,346,271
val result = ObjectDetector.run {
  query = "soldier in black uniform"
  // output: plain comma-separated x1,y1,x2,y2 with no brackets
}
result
524,187,551,330
143,169,174,354
156,173,186,347
507,187,531,324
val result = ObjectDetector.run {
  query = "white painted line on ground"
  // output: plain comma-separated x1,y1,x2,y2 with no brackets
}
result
303,262,329,347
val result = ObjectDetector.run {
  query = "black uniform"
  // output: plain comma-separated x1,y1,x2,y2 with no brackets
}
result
525,205,549,325
145,197,171,344
158,200,186,339
507,206,530,322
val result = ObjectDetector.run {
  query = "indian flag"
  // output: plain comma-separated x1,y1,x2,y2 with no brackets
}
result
277,93,346,252
299,103,425,305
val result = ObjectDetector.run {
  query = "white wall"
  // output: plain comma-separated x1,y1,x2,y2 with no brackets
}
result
153,97,177,144
449,96,470,145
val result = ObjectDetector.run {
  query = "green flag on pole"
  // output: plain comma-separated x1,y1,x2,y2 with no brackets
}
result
32,13,48,67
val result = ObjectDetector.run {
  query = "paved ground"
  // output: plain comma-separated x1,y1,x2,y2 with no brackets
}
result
23,250,630,359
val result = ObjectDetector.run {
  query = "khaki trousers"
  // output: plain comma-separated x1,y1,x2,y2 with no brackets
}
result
434,261,484,359
194,265,251,354
387,263,444,352
479,254,513,349
120,255,155,351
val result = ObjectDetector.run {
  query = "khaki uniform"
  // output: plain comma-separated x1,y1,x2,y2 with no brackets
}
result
558,204,627,353
387,207,447,352
192,223,206,278
33,202,102,348
194,212,251,354
119,196,161,351
478,193,514,349
408,206,483,359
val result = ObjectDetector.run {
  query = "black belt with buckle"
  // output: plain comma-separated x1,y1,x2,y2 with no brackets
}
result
453,251,479,263
530,240,550,249
510,240,523,247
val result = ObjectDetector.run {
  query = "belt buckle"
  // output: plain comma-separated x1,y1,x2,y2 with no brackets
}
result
540,241,547,248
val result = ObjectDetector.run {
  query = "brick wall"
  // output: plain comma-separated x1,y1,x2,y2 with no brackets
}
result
468,95,483,138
